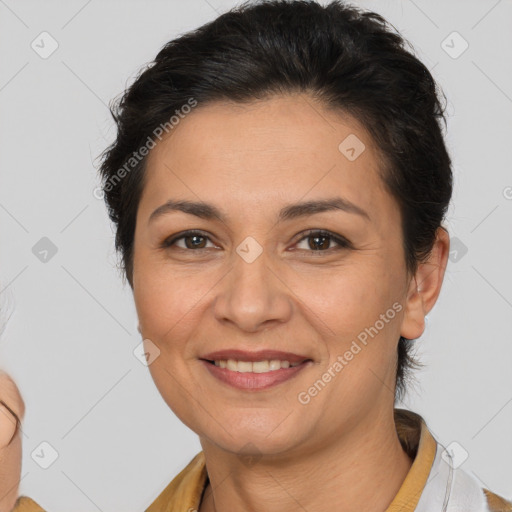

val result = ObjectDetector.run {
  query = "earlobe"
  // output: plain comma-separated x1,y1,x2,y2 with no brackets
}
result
400,227,450,340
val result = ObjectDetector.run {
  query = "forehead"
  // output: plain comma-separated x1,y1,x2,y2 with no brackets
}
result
140,93,395,226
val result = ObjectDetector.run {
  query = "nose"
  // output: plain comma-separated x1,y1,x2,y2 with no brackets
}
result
212,244,293,332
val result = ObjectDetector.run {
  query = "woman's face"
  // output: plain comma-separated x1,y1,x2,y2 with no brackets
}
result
132,93,425,456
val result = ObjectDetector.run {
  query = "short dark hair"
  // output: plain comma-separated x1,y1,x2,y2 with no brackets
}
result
99,0,453,403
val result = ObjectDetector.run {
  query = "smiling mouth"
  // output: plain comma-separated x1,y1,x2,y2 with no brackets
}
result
201,357,313,391
202,358,312,373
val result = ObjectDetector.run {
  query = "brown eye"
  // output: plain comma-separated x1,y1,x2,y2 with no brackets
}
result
183,234,207,249
162,230,215,250
308,233,330,250
295,230,351,252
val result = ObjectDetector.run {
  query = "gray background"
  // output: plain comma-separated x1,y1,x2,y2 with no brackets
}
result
0,0,511,510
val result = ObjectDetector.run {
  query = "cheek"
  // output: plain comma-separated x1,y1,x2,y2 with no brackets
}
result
291,261,404,390
133,264,212,432
292,263,397,338
145,355,207,437
133,257,211,341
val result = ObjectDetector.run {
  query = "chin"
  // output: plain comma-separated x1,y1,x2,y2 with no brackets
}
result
201,415,306,456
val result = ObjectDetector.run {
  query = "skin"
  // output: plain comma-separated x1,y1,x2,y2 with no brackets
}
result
0,370,25,512
132,92,450,512
0,93,449,511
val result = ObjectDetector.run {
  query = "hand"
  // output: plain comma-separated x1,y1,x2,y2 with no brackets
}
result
0,370,25,512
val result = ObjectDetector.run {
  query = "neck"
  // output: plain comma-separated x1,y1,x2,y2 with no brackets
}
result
198,408,413,512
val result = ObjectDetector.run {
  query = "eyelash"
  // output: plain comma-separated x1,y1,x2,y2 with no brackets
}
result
161,229,352,254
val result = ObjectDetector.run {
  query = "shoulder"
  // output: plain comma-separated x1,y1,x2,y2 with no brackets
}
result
12,496,46,512
483,488,512,512
411,420,512,512
146,452,208,512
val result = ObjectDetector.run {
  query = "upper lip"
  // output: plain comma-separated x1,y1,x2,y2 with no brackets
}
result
200,349,312,364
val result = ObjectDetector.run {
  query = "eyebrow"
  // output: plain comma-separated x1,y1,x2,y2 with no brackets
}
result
148,197,370,225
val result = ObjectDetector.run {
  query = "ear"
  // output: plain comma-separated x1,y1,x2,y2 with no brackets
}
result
400,226,450,340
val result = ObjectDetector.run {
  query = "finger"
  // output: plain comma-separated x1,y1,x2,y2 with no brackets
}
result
0,399,20,447
0,371,25,512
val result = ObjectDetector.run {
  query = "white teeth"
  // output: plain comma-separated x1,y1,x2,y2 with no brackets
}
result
227,359,238,371
269,359,281,370
252,361,269,373
237,361,253,372
213,359,303,373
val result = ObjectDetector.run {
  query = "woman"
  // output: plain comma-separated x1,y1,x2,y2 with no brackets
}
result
2,0,511,510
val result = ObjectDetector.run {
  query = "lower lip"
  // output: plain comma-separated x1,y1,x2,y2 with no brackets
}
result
201,360,312,390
